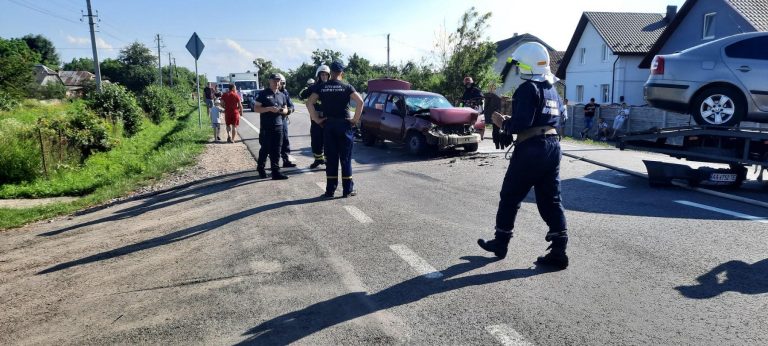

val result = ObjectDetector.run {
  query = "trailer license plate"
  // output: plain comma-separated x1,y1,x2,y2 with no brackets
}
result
710,173,736,182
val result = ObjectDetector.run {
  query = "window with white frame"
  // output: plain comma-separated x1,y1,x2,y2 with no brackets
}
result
703,13,716,39
576,85,584,103
579,47,586,64
601,84,610,103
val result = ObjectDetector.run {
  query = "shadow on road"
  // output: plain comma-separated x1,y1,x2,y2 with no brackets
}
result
37,195,329,275
675,259,768,299
235,256,550,345
38,173,263,237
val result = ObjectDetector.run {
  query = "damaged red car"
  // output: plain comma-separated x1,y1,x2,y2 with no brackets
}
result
360,79,485,154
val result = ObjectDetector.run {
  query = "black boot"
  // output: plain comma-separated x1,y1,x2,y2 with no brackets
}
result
257,166,267,179
477,231,512,259
536,237,569,270
310,159,325,169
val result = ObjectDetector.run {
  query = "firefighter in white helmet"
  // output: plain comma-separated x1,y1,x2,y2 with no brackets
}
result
477,42,569,270
300,65,331,168
276,73,297,167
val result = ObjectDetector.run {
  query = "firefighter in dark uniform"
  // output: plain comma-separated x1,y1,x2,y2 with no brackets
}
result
460,76,483,108
277,73,297,168
477,42,569,270
299,65,331,169
253,73,290,180
305,61,364,198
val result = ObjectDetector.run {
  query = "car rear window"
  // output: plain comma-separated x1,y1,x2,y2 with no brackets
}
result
725,36,768,60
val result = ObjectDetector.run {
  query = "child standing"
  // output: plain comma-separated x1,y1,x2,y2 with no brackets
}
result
211,99,223,142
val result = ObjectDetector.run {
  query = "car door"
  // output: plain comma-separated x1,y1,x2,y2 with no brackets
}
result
380,94,406,141
723,35,768,112
362,92,385,136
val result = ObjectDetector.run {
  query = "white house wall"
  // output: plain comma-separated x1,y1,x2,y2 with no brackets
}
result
493,43,525,96
565,22,649,106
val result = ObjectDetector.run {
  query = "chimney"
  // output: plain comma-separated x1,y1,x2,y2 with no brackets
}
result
513,33,518,37
665,5,677,23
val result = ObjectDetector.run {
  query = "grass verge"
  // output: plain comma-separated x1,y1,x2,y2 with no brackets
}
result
0,107,209,230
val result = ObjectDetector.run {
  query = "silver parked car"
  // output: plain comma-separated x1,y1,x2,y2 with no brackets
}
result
644,32,768,127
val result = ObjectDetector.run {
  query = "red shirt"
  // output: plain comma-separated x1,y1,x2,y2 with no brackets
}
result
220,91,242,117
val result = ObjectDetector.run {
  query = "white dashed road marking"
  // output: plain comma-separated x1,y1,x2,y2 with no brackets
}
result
675,200,768,224
576,177,625,189
485,324,534,346
344,205,373,224
389,244,443,279
240,116,260,134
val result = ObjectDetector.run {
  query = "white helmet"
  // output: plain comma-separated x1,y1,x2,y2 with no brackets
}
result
306,78,315,85
509,42,556,83
315,65,330,77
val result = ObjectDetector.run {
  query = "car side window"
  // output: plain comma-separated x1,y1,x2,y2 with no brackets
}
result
725,36,768,60
374,93,388,110
366,92,379,107
385,95,403,114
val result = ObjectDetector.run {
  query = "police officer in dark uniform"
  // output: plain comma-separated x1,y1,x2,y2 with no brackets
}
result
477,42,569,270
305,61,364,198
277,74,297,168
300,65,331,169
253,73,289,180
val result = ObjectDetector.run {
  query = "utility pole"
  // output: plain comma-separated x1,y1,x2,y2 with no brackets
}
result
173,57,177,82
83,0,102,92
155,34,163,86
386,34,390,78
168,52,173,87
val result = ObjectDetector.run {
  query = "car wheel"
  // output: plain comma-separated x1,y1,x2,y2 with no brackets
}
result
406,132,427,155
361,127,377,146
692,86,745,127
463,143,479,152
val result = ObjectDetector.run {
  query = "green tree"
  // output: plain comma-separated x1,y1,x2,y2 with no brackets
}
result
0,37,40,99
22,34,60,68
252,58,284,88
119,42,156,67
311,49,343,66
440,7,498,103
98,42,157,93
285,62,317,96
62,57,95,72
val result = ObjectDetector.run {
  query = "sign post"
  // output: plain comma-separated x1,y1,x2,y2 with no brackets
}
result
186,32,205,128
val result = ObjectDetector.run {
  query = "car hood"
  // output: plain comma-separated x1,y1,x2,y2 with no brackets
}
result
429,108,478,125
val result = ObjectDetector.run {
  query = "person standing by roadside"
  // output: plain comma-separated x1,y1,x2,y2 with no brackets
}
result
477,42,569,270
210,99,223,141
300,65,331,169
277,73,297,168
220,83,243,143
253,74,289,180
580,98,599,139
460,76,483,109
204,82,216,117
306,61,364,197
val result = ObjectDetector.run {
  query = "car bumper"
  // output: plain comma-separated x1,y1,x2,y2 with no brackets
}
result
427,133,481,149
644,82,694,113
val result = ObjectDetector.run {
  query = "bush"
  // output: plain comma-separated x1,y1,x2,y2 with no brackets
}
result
26,82,67,100
86,83,143,136
60,104,113,161
0,90,20,111
0,119,41,184
139,85,183,124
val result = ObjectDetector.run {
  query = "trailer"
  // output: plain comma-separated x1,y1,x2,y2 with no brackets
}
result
617,126,768,188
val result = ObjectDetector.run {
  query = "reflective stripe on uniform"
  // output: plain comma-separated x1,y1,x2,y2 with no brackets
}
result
342,176,353,180
327,176,338,179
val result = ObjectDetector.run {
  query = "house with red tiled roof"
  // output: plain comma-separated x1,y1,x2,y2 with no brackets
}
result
556,8,675,106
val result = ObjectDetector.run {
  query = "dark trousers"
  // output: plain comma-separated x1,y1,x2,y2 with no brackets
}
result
310,121,325,161
323,119,354,194
281,117,291,162
257,124,284,173
495,135,567,238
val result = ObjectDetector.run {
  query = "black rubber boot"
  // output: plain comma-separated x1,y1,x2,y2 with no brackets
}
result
257,166,267,179
310,159,325,169
477,231,512,259
536,237,569,270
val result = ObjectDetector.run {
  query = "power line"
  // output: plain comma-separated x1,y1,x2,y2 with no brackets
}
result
8,0,81,25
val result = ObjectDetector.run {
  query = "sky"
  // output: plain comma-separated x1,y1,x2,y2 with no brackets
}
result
1,0,685,80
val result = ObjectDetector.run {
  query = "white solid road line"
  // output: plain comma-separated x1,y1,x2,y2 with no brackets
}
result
576,177,626,189
344,205,373,224
240,116,260,134
389,244,443,279
675,200,768,224
485,324,534,346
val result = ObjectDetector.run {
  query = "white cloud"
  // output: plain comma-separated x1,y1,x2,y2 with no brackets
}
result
65,35,113,50
224,38,255,61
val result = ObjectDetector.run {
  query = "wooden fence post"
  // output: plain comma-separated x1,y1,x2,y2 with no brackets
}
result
38,127,48,179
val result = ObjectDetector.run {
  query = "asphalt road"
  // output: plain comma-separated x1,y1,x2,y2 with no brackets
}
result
1,104,766,345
